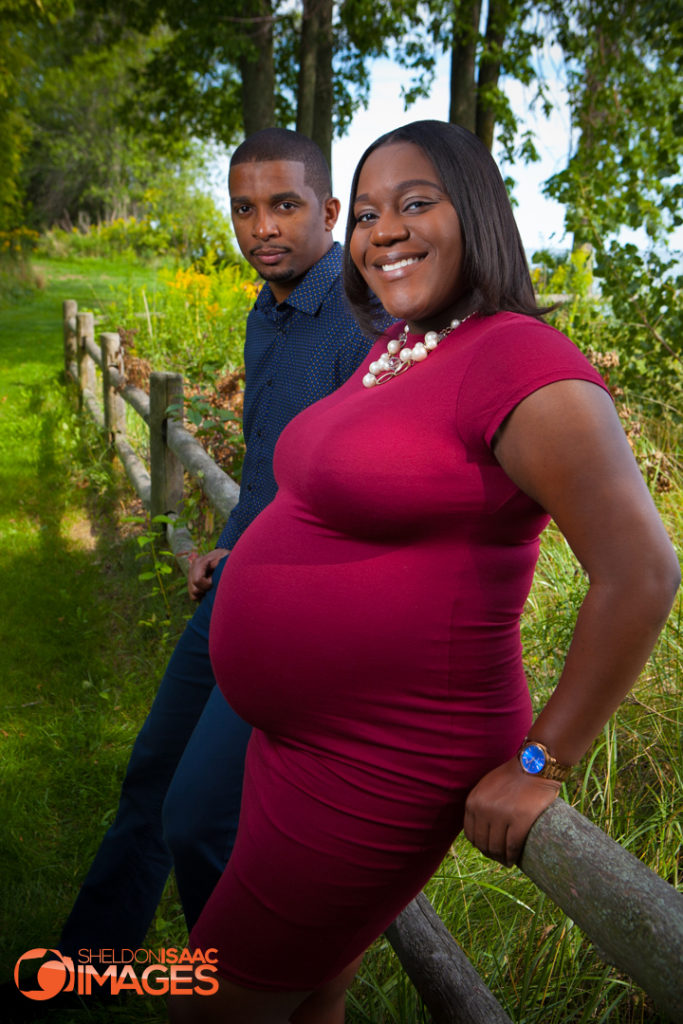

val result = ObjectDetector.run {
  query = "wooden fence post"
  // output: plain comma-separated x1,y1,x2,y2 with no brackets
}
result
386,893,514,1024
149,371,184,523
63,299,78,378
76,311,96,408
100,331,126,442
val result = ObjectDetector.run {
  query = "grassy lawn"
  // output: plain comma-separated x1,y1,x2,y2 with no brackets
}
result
0,257,680,1023
0,258,190,1023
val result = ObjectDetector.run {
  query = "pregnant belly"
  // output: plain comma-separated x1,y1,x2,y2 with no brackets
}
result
208,501,530,786
209,545,431,732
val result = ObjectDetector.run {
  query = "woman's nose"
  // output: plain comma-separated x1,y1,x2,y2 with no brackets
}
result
369,211,409,245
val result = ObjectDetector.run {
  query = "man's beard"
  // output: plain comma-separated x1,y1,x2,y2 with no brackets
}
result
260,266,296,283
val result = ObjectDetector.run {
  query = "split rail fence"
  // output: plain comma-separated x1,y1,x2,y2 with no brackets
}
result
63,300,683,1024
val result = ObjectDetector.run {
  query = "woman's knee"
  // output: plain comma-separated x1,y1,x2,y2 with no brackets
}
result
289,952,364,1024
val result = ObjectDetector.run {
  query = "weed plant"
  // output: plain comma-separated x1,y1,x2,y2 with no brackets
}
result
102,259,260,380
33,217,261,382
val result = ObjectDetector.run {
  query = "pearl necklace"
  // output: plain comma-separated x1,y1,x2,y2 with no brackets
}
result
362,316,473,388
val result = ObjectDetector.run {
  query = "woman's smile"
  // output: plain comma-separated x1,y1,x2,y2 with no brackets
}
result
372,253,426,277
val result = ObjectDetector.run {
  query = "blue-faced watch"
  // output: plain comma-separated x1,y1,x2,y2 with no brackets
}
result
517,739,571,782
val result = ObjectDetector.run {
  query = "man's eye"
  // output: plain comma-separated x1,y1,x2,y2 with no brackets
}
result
355,211,376,223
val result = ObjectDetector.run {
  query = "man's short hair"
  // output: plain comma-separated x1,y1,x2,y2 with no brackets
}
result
230,128,332,204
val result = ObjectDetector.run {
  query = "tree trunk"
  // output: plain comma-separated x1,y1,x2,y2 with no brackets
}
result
312,0,333,169
297,0,320,139
238,0,275,135
449,0,482,132
475,0,509,150
296,0,333,168
570,22,619,249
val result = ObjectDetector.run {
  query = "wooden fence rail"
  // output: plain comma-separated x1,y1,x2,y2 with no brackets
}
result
62,300,683,1023
64,302,240,573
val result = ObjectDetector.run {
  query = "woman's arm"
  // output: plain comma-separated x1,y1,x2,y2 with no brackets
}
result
463,378,680,867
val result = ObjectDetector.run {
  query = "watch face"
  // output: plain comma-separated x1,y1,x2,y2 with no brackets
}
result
520,743,547,775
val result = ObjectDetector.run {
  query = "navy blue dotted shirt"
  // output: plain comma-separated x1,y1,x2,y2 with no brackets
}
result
216,242,374,550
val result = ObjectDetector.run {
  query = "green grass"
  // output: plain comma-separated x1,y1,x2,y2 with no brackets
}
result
0,257,681,1023
0,258,189,1023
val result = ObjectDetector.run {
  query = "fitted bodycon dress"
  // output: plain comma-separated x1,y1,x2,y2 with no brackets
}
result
194,311,609,990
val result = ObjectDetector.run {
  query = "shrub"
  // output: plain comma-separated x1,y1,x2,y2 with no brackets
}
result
532,245,683,411
37,209,238,265
0,226,43,304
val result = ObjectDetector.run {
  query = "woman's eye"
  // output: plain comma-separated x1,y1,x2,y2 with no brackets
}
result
355,211,376,223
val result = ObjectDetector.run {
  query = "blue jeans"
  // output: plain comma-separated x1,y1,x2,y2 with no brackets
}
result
59,559,251,957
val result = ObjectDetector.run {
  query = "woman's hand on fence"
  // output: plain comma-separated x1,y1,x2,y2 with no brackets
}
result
188,547,230,601
463,759,561,867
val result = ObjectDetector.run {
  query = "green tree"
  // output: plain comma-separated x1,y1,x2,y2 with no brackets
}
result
4,3,231,235
19,21,215,230
80,1,400,168
345,0,547,158
542,0,683,396
0,0,74,229
124,0,278,145
544,0,683,246
25,35,170,226
445,0,543,154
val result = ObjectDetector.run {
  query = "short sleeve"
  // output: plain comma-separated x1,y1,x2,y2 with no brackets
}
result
455,315,611,452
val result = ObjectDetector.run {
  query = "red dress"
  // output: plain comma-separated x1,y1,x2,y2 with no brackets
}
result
194,312,609,990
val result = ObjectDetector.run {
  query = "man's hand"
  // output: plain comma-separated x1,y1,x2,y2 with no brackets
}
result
187,548,230,602
463,758,561,867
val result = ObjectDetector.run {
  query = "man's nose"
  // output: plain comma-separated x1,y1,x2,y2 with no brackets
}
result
253,209,278,238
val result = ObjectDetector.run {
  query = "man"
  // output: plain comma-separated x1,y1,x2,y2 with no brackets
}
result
57,130,376,964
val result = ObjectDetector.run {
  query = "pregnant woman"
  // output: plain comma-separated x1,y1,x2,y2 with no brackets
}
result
170,121,679,1024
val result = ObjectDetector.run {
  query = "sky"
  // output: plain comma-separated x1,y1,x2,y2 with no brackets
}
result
329,52,573,253
211,48,576,255
210,49,682,256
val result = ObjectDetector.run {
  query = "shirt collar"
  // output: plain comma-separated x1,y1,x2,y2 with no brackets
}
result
255,242,343,317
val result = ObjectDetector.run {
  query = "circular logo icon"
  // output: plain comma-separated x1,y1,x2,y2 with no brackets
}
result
14,948,73,1001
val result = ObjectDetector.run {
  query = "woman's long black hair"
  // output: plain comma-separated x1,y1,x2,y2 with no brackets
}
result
342,120,549,337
